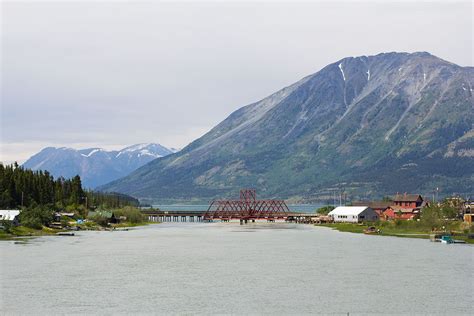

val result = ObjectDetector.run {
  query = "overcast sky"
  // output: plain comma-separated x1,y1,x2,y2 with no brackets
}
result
1,0,472,164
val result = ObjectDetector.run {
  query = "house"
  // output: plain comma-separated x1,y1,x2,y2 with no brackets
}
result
464,214,474,224
464,200,474,214
54,212,76,222
383,193,428,220
0,210,21,226
383,207,416,220
328,206,378,223
392,193,424,209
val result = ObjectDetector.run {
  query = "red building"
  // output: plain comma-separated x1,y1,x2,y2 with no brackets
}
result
392,193,424,209
383,193,428,220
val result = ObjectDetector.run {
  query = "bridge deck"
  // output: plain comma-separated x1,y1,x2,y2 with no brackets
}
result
141,209,319,222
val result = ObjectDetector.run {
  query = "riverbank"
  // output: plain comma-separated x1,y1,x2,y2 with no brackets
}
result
317,222,474,244
0,226,63,240
0,221,154,240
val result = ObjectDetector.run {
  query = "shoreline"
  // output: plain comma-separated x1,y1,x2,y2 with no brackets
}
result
0,221,155,240
315,222,474,244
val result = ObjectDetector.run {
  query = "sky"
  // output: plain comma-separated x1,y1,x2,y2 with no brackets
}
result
1,0,473,164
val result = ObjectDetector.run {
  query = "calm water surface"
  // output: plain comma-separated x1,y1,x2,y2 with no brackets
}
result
1,223,473,315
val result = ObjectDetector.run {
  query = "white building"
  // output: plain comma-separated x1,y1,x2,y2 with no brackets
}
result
0,210,21,225
328,206,378,223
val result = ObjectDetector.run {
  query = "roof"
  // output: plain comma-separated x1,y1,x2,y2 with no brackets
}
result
0,210,21,221
390,207,417,213
88,211,114,219
328,206,371,216
392,194,423,202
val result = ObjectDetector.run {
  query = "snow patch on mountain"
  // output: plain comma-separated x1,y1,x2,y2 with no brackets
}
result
81,148,102,157
338,63,346,81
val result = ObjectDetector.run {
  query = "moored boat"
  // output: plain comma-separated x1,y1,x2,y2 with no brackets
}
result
363,226,380,235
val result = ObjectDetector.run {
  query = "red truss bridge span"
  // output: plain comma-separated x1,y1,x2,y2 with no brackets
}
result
203,189,292,222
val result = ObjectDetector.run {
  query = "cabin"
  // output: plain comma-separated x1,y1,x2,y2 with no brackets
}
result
0,210,21,226
328,206,378,223
54,212,76,222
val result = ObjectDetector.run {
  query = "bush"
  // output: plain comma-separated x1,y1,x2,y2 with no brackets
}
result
420,205,442,229
316,205,335,215
114,206,144,224
88,214,110,227
20,205,55,229
1,219,13,233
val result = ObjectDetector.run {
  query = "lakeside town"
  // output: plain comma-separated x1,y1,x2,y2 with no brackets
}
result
1,166,473,244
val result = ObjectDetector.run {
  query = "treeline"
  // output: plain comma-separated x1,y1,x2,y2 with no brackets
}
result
0,163,138,210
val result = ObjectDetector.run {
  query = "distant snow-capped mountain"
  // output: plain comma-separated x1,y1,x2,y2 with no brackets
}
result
23,143,177,188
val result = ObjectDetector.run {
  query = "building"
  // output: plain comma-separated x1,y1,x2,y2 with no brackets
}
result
0,210,21,226
464,214,474,224
464,200,474,214
352,201,392,219
392,193,424,209
328,206,378,223
383,207,416,220
383,193,428,220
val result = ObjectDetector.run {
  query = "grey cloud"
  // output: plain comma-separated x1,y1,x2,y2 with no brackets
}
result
1,1,472,163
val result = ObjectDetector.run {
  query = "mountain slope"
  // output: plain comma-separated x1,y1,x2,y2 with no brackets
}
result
23,143,177,188
100,52,473,202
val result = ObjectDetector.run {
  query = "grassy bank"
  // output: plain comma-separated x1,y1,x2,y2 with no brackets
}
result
318,221,474,244
0,221,155,240
0,225,64,240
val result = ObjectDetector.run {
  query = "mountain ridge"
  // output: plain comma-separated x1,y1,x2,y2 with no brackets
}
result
99,52,473,203
23,143,178,189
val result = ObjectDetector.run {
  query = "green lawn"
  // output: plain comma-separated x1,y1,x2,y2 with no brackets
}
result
317,221,474,244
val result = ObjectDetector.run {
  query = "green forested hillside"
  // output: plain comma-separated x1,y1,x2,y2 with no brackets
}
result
99,52,474,203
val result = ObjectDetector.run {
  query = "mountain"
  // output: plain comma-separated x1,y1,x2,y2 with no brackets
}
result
99,52,474,203
23,143,177,188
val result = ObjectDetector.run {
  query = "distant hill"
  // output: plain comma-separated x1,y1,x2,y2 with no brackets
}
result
23,143,178,188
99,52,474,203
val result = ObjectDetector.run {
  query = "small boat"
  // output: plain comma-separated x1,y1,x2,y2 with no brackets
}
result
440,235,453,244
364,226,380,235
56,232,75,236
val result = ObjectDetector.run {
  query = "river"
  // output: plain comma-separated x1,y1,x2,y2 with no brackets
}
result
0,222,472,315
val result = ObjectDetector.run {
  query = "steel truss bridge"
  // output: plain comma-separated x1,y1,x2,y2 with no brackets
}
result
203,189,291,222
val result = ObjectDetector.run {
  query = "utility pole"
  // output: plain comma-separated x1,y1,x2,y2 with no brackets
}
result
21,191,24,207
